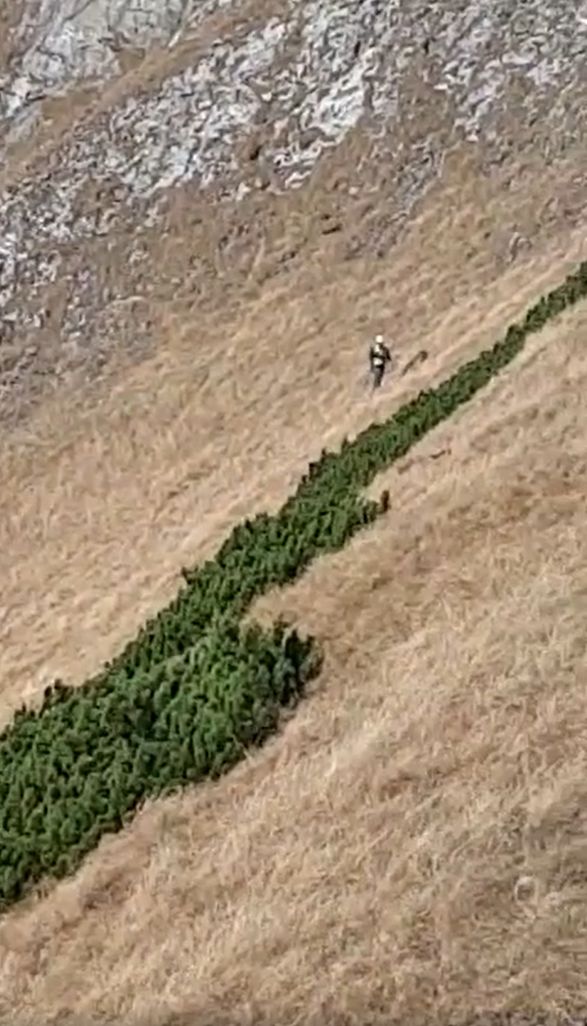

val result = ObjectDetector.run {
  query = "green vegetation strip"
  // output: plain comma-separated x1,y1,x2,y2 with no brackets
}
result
1,261,586,910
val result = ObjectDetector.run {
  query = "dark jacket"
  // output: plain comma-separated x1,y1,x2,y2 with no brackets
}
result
369,342,391,368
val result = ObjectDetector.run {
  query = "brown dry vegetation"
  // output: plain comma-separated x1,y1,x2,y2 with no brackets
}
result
0,158,586,1026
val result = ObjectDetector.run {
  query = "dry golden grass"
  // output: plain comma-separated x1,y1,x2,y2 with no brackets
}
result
0,156,584,726
0,161,586,1025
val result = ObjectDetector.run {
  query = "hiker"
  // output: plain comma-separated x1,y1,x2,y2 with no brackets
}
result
369,334,392,389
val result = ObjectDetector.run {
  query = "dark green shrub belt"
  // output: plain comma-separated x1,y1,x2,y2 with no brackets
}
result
1,260,585,910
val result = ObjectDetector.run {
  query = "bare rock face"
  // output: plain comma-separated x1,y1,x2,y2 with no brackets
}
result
0,0,234,125
0,0,586,422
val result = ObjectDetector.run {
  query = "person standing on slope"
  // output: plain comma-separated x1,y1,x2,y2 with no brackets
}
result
369,334,392,389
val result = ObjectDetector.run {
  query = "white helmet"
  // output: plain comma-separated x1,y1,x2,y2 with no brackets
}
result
374,334,384,345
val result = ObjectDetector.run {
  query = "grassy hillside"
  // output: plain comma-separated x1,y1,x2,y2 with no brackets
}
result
0,279,585,1026
1,261,585,914
2,1,587,1020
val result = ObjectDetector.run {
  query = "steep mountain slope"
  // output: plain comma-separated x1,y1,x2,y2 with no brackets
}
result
0,265,586,1026
0,2,586,1025
1,0,586,423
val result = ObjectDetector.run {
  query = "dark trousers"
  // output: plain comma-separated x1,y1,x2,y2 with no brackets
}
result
370,362,385,387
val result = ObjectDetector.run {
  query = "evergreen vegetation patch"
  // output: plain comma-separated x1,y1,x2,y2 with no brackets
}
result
1,261,585,910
